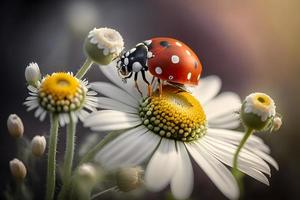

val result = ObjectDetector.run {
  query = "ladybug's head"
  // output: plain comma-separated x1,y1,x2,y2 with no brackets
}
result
116,54,132,79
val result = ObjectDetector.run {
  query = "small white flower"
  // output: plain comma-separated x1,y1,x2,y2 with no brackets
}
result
88,27,124,56
83,62,279,200
244,93,276,122
24,72,99,127
31,135,47,157
7,114,24,138
25,62,41,86
10,158,27,180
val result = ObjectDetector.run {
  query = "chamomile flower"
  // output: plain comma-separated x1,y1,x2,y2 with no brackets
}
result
24,72,98,126
84,62,278,200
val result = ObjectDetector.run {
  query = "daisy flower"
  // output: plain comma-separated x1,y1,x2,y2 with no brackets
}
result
83,62,278,199
24,71,98,126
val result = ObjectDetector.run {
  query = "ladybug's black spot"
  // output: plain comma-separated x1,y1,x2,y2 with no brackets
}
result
194,61,198,69
160,41,170,48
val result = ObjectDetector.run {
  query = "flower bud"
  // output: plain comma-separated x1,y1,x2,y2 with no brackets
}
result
84,27,124,65
272,116,282,131
116,167,143,192
240,93,276,131
31,135,46,157
9,158,27,180
7,114,24,138
77,163,97,181
25,62,41,86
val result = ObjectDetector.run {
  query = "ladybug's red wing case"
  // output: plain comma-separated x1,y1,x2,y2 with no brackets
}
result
147,37,202,86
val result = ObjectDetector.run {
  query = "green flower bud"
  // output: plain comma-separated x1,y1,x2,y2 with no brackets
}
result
116,166,143,192
9,158,27,180
84,27,124,65
240,93,276,131
31,135,46,157
7,114,24,138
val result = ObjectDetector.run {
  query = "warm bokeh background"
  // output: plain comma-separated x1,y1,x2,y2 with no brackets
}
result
1,0,299,199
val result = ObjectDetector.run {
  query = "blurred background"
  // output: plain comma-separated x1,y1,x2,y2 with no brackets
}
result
1,0,299,199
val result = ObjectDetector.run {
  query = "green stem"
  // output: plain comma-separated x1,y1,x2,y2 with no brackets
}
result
232,128,254,198
45,114,59,200
232,128,254,171
75,58,93,79
58,117,77,200
78,131,119,166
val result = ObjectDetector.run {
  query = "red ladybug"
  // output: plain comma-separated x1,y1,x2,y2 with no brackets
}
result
116,37,202,96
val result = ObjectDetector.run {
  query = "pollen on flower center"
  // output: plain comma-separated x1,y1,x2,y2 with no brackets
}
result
139,85,207,142
38,73,86,113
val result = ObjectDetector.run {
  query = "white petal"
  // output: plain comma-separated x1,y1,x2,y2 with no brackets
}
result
170,142,194,200
90,121,141,132
34,107,44,118
145,138,178,191
95,126,156,169
249,148,279,170
91,82,139,107
192,75,221,105
84,110,140,127
204,92,241,121
97,97,138,114
209,120,241,129
96,126,145,161
207,128,270,153
103,130,161,169
186,143,239,200
204,135,271,175
200,139,270,185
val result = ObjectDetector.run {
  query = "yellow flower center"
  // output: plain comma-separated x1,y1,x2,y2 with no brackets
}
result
139,85,207,142
38,73,86,112
253,93,272,111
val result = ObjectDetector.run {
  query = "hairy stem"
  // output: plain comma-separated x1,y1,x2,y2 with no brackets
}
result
45,114,59,200
58,117,76,200
75,58,93,79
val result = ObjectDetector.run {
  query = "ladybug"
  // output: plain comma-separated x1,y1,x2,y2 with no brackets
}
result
116,37,202,96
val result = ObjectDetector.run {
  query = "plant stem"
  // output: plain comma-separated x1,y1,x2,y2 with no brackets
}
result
232,128,254,171
91,186,117,200
78,131,119,166
232,128,253,198
75,58,93,79
58,117,76,200
45,114,59,200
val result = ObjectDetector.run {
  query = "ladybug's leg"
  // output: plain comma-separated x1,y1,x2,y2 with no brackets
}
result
141,71,152,96
157,79,163,97
134,73,143,97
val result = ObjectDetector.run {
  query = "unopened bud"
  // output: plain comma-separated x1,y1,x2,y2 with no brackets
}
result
25,62,41,86
116,166,143,192
10,158,27,180
272,117,282,131
84,27,124,65
7,114,24,138
31,135,46,157
78,163,97,179
241,93,276,131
